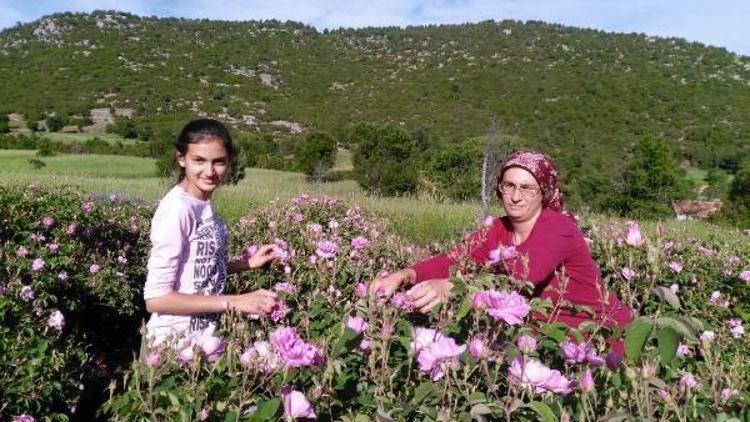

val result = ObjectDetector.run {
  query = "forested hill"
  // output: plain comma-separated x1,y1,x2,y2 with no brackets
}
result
1,10,750,170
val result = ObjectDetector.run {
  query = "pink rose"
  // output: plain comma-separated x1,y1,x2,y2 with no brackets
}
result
354,282,367,298
42,216,55,227
31,257,45,272
476,290,531,325
621,267,636,281
315,240,338,259
89,263,101,274
410,327,443,354
351,236,369,250
280,385,316,419
624,221,644,247
508,357,574,395
146,351,162,367
198,335,225,363
516,334,538,354
668,261,683,273
20,285,35,302
739,270,750,282
416,336,466,381
270,326,323,368
346,315,368,335
47,310,65,331
240,341,280,372
580,367,594,393
469,336,488,360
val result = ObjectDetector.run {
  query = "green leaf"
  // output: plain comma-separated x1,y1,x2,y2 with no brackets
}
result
654,316,698,342
624,318,653,363
411,381,437,405
657,326,679,365
469,391,487,404
223,411,238,422
539,323,568,343
652,287,681,310
526,401,557,422
248,398,282,422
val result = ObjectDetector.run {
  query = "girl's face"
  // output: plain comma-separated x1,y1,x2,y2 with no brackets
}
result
176,136,230,201
499,167,544,224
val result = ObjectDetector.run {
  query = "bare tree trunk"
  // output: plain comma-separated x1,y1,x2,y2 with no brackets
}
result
480,117,512,219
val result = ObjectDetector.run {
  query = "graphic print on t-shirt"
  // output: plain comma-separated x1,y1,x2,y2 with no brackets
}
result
189,215,228,332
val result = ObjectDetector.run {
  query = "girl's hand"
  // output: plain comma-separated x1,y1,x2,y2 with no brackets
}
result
369,269,415,298
406,279,453,313
229,289,277,315
247,244,280,269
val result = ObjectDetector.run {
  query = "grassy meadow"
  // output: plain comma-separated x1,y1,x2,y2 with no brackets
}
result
0,149,744,245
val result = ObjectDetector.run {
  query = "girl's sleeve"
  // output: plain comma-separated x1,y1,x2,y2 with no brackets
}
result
144,204,192,300
412,225,497,283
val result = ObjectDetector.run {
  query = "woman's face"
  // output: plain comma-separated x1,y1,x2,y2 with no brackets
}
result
499,167,544,223
176,136,230,200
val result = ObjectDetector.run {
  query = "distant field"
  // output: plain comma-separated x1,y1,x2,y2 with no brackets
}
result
10,126,141,145
0,150,743,245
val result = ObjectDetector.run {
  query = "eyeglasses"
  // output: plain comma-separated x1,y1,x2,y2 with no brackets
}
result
498,181,541,198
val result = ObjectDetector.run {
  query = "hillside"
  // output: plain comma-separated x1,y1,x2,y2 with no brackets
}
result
1,11,750,175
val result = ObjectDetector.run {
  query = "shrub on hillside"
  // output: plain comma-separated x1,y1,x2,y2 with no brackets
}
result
295,132,336,180
352,124,423,196
425,142,482,201
608,137,689,218
45,115,66,133
0,184,153,420
0,115,9,134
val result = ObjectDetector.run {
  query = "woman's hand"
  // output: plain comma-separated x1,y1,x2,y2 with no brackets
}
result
369,269,415,298
229,289,277,315
406,279,453,313
247,244,280,269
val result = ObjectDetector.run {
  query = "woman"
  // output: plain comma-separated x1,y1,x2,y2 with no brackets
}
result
370,150,632,351
144,119,279,347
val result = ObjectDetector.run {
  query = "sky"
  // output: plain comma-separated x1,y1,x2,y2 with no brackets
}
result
1,0,748,56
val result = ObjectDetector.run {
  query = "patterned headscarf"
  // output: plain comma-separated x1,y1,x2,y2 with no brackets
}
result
497,149,563,212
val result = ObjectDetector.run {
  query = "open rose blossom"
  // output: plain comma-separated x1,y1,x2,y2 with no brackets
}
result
315,240,338,259
346,315,368,335
410,327,444,354
508,357,575,395
270,326,323,368
472,290,531,325
561,341,604,367
240,340,280,372
47,310,65,331
351,236,369,250
415,336,466,381
13,415,35,422
280,385,316,419
198,335,226,363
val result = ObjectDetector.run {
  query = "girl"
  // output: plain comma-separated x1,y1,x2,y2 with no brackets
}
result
144,118,278,346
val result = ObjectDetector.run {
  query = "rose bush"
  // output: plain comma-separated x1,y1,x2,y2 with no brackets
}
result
0,183,153,420
103,197,748,421
2,186,748,420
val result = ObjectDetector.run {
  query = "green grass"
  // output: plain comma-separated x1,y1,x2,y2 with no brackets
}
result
0,150,744,245
11,127,140,145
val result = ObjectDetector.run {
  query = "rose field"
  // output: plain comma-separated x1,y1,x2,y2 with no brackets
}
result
1,153,749,421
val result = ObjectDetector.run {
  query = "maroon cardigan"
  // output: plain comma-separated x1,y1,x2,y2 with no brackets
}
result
412,209,632,332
